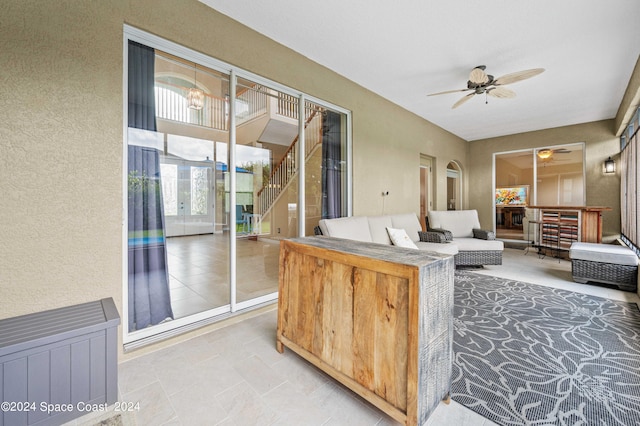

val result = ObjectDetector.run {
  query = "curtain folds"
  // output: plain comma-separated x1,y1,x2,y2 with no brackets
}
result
321,110,343,219
127,40,174,332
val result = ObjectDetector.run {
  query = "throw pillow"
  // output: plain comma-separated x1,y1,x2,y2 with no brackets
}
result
386,227,418,249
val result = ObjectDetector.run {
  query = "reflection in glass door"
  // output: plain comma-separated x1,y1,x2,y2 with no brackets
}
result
124,29,351,344
234,78,295,305
493,144,585,242
162,158,214,237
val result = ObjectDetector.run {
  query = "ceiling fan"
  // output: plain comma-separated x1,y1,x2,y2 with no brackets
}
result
536,147,571,159
428,65,545,109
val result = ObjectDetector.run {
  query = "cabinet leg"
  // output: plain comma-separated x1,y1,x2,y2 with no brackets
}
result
276,339,284,354
442,393,451,405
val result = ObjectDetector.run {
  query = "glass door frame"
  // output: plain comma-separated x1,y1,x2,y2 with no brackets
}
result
492,142,586,238
122,25,352,346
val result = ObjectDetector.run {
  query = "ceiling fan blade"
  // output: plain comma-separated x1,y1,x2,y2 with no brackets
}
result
487,86,516,99
452,93,475,109
469,67,489,84
427,88,471,96
494,68,544,85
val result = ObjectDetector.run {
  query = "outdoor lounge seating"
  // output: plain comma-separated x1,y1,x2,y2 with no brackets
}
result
316,211,503,267
427,210,504,266
317,213,459,257
569,242,638,292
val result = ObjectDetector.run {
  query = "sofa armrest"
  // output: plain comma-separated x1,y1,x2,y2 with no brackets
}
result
473,228,496,240
418,231,448,243
429,228,453,241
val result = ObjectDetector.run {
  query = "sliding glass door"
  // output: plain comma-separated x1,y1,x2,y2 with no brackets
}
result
124,27,351,345
494,143,584,241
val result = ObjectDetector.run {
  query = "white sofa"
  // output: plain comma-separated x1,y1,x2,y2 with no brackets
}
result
427,210,503,266
317,211,503,266
317,213,459,257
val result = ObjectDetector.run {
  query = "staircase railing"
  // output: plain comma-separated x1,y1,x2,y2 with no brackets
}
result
255,107,323,216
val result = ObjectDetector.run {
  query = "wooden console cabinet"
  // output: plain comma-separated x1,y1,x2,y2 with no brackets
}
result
529,206,611,251
276,237,454,426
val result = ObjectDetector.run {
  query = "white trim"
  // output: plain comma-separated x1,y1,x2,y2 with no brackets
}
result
298,94,306,237
122,34,130,341
234,292,278,311
229,69,237,313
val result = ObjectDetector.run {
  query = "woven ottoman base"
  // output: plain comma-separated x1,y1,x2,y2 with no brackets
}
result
571,258,638,292
455,250,502,266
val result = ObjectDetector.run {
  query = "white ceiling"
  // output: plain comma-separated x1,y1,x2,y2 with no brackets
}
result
200,0,640,141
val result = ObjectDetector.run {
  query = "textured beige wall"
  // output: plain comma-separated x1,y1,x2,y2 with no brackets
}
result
469,120,621,241
0,2,125,317
0,0,467,355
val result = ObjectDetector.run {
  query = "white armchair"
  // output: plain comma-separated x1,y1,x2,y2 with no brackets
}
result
427,210,504,266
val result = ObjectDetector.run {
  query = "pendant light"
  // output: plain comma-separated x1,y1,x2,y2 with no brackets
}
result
187,63,204,110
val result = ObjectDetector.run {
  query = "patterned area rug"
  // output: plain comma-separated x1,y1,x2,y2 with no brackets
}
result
452,271,640,426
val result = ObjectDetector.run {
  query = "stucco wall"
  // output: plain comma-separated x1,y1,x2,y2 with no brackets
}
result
468,120,621,241
0,0,467,354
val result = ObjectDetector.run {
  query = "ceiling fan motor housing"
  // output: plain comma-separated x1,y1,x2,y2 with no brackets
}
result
467,74,494,93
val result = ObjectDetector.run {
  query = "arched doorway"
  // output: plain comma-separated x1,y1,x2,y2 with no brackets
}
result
446,162,462,211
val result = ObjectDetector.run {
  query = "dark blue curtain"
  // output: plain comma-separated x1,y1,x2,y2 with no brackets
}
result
127,40,173,331
321,110,343,219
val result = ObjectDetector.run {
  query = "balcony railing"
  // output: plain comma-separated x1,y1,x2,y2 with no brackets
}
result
155,83,228,130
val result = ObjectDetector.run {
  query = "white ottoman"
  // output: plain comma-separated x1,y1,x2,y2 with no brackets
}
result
569,242,638,291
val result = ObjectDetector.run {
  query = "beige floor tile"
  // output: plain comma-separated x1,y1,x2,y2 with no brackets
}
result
232,354,287,395
122,381,177,425
214,381,279,425
311,381,386,425
271,353,329,395
169,380,228,426
262,381,332,425
118,355,158,395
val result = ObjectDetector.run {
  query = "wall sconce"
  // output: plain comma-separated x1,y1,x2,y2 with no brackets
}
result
604,156,616,174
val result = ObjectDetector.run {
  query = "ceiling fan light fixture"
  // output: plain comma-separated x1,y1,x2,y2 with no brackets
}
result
428,66,544,109
537,149,553,160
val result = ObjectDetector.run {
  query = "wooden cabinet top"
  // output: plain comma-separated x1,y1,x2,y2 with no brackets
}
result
528,206,611,212
283,236,450,268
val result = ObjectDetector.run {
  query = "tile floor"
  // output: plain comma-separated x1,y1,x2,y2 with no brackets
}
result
166,234,280,319
67,247,640,426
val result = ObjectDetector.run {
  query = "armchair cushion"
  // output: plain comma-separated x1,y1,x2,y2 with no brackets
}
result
319,216,373,242
390,213,422,242
428,210,481,238
368,215,393,245
453,238,504,252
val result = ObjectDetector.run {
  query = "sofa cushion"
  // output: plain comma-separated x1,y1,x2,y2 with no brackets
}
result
570,242,639,266
453,237,504,252
319,216,373,242
387,227,418,249
415,241,459,256
428,210,481,238
390,213,422,242
367,215,393,245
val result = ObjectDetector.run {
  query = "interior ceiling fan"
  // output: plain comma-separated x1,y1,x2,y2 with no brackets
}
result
428,65,545,109
537,147,571,159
